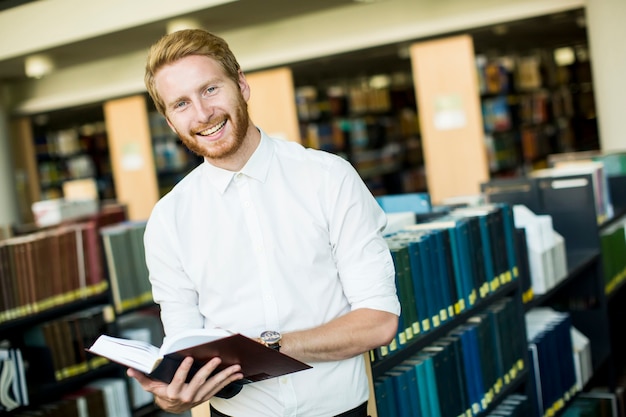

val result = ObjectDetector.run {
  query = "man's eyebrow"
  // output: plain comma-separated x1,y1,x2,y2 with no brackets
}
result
166,95,188,108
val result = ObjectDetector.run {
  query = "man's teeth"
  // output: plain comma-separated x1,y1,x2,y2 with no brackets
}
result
199,120,226,136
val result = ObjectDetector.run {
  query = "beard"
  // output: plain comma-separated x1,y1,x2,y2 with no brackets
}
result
178,94,250,160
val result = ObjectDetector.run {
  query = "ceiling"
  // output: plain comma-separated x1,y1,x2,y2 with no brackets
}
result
0,1,589,87
0,0,358,82
291,8,590,86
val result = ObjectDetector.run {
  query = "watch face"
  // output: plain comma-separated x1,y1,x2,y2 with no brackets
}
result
260,330,281,344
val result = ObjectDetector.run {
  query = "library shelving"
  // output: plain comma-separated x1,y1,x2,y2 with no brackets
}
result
476,42,599,178
0,203,140,415
30,105,116,203
369,199,536,417
147,108,202,198
482,169,626,415
294,72,425,197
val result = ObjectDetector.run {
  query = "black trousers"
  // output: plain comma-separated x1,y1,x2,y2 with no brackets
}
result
210,401,368,417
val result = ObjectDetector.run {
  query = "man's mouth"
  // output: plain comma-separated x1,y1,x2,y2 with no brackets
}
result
198,120,227,136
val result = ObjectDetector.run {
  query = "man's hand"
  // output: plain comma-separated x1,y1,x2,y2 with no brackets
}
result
127,356,243,414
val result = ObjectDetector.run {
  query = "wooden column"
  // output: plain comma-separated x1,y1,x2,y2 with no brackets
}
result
410,35,489,204
103,95,159,221
9,117,40,224
246,67,301,143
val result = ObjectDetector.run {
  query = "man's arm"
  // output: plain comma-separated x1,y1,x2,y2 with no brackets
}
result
280,308,398,363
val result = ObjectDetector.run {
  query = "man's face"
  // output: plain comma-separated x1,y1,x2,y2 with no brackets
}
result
154,54,250,161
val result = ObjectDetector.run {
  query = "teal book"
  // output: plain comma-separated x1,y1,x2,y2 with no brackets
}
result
374,376,398,417
423,343,459,417
416,233,444,328
450,324,485,415
438,335,471,417
406,356,433,417
468,312,499,404
404,221,472,313
403,235,433,334
452,218,479,307
389,239,419,343
420,352,442,417
385,369,413,417
394,363,422,417
430,228,455,321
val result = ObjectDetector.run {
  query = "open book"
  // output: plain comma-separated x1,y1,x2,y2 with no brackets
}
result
86,328,312,384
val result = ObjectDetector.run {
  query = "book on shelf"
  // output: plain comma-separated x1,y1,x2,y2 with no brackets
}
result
526,308,579,417
22,305,111,382
100,220,153,314
0,346,28,412
86,328,312,385
0,221,111,323
512,205,568,296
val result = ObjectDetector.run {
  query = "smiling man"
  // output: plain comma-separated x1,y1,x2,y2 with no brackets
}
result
130,29,400,417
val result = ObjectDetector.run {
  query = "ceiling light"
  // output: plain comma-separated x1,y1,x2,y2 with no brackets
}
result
166,18,203,34
554,47,575,66
25,54,55,79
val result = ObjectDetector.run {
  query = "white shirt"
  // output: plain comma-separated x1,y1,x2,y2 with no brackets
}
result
144,129,400,416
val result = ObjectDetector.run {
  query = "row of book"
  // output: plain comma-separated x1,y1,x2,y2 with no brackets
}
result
377,203,520,358
0,221,108,323
100,220,153,314
526,308,582,417
375,296,527,417
22,305,111,383
0,345,28,412
0,204,126,324
9,377,132,417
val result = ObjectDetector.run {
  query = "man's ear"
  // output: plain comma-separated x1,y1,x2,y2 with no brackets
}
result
238,70,251,101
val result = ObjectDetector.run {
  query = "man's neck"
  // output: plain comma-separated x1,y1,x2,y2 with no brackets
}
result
205,125,261,172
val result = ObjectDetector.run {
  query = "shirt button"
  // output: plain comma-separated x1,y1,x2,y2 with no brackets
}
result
244,201,251,208
280,377,288,384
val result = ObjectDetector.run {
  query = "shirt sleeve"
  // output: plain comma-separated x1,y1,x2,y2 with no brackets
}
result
325,156,401,316
144,203,205,336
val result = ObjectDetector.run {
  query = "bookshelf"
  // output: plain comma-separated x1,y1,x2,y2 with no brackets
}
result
482,171,626,413
476,43,599,178
294,70,424,197
0,206,126,414
370,201,536,417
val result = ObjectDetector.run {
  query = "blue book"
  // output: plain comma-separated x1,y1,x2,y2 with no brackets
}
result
374,375,398,417
419,352,443,417
405,220,474,311
385,371,411,417
394,363,422,417
430,228,454,321
438,335,471,417
407,357,433,417
450,324,485,415
402,235,433,334
376,192,431,214
416,233,444,328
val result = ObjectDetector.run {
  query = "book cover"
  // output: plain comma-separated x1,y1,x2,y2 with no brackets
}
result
393,363,422,417
86,329,312,385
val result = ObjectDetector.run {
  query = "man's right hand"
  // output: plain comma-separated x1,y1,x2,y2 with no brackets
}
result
127,356,244,414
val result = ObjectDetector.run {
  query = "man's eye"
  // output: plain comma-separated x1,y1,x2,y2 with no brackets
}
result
204,86,217,96
174,101,187,110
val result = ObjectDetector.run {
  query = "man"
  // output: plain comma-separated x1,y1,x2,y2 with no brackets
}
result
128,29,400,416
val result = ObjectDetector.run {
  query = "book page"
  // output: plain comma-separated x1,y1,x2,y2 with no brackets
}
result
88,335,160,374
160,328,233,355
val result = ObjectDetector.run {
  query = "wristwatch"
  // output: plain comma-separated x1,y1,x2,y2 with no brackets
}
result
260,330,282,351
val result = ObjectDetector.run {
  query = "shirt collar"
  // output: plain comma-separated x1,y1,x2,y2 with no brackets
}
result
202,128,274,194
